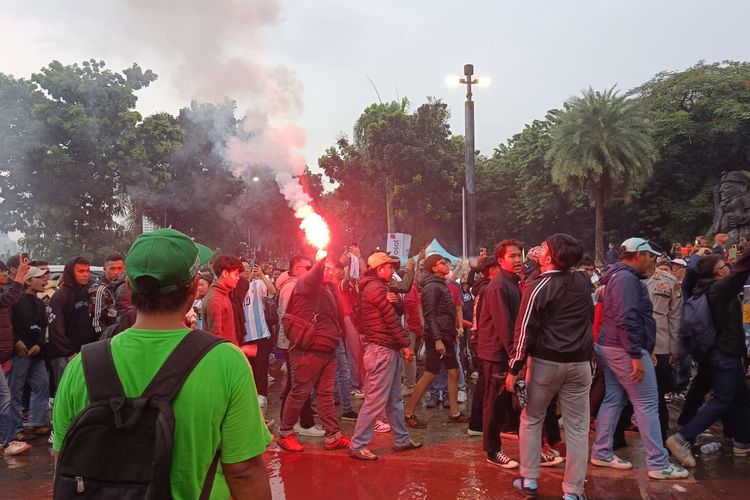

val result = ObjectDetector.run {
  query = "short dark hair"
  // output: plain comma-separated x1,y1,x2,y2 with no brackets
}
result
132,276,196,314
494,239,524,260
578,254,595,267
5,255,20,270
213,255,243,276
289,255,309,271
105,254,124,264
697,254,724,281
73,257,90,267
544,234,583,271
29,259,48,267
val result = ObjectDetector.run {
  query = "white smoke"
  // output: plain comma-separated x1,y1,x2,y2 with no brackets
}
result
75,0,324,235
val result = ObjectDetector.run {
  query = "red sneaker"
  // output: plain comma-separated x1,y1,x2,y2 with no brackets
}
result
324,435,352,450
277,434,304,452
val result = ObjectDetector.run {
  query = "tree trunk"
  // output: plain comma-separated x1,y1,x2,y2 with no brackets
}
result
133,199,143,235
385,177,394,234
594,188,605,265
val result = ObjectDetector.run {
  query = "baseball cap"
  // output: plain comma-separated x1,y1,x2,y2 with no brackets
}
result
23,266,50,280
367,252,400,269
672,258,688,268
126,228,213,294
423,253,446,273
621,237,661,256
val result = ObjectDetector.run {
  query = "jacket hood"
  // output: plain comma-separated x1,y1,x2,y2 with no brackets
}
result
599,262,645,286
62,258,91,290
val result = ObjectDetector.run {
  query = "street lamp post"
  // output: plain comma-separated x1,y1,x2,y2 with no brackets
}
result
461,64,478,258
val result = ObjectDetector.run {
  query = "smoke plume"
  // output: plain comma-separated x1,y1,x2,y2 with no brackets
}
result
53,0,326,245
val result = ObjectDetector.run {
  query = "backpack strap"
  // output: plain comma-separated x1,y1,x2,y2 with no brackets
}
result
199,451,221,500
141,329,226,402
81,339,126,401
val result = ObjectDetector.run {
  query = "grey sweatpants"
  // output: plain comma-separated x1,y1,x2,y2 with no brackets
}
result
519,357,592,496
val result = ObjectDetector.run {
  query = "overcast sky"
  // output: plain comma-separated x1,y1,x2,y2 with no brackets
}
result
2,0,748,168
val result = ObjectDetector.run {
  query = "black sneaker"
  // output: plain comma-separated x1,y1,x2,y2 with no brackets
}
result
341,411,358,422
405,413,427,429
486,451,519,469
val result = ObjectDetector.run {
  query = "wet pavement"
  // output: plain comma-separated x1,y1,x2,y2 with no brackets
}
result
3,364,750,499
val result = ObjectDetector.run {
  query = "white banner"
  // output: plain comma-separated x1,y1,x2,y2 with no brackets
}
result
386,233,412,260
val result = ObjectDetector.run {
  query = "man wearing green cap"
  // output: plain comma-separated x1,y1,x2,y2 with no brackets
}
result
52,229,272,499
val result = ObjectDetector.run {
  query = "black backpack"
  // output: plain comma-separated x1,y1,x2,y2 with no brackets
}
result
679,292,717,354
53,330,225,499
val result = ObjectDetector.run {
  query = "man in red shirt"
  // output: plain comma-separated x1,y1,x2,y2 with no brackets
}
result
402,284,423,395
202,256,243,345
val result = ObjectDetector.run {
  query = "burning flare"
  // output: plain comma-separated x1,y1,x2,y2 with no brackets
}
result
296,205,330,251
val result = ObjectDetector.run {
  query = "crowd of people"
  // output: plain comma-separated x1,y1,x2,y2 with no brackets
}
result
1,228,749,499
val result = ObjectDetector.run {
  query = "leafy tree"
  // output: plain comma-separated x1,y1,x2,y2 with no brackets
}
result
621,61,750,246
320,98,464,253
546,87,656,261
0,60,157,262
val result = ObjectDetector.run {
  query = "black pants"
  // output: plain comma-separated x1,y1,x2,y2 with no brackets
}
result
543,399,561,445
280,349,315,428
482,360,516,456
677,351,735,439
469,367,484,432
589,360,605,418
654,354,674,441
247,337,272,397
678,356,712,427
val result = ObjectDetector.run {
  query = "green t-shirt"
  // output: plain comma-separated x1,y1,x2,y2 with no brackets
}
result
52,328,271,499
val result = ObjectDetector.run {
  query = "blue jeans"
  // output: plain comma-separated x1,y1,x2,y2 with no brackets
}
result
351,343,412,450
679,350,750,443
592,345,670,470
429,344,466,398
9,355,50,429
334,340,353,413
0,369,14,446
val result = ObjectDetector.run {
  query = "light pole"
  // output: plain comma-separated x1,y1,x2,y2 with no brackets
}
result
461,64,478,258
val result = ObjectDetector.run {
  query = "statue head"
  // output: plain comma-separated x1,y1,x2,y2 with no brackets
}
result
720,171,750,201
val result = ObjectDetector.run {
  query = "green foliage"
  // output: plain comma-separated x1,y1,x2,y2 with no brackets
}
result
319,98,463,252
621,61,750,246
546,87,656,260
0,60,157,261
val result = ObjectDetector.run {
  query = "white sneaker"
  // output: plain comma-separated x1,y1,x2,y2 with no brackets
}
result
467,428,483,436
294,423,325,437
591,455,633,469
648,464,689,480
4,441,32,456
374,419,391,433
457,390,467,403
350,389,365,399
258,395,267,407
268,375,275,383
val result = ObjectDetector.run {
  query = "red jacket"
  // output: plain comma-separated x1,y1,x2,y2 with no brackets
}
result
202,280,238,346
357,273,409,351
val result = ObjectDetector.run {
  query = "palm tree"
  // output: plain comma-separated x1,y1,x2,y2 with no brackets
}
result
546,87,656,262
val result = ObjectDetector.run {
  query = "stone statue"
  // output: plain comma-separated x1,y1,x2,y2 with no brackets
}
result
711,170,750,241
